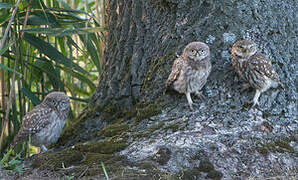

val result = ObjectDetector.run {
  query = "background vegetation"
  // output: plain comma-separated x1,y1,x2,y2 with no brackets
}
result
0,0,104,157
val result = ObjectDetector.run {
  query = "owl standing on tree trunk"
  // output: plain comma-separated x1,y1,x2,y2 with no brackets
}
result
231,40,284,108
165,42,212,110
13,92,70,152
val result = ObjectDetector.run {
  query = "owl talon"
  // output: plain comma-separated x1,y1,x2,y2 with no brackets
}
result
189,102,198,110
41,145,48,152
249,102,258,109
248,99,259,110
195,91,206,100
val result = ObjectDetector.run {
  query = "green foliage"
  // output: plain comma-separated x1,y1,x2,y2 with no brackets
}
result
0,0,105,158
0,149,25,174
101,162,110,180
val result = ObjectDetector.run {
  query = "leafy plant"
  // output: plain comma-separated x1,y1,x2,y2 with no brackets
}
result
0,0,105,158
0,149,25,173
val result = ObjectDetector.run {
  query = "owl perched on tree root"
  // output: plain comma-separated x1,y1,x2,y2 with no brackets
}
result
165,42,212,110
13,92,70,152
231,40,284,108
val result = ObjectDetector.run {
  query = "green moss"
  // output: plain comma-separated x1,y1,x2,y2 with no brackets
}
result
101,102,127,123
32,147,170,178
173,169,201,180
55,100,163,152
133,122,165,139
32,149,126,177
142,52,175,89
138,161,156,170
256,138,297,156
275,140,295,152
266,140,296,154
148,122,165,133
75,139,128,154
262,112,282,119
119,108,137,123
100,101,162,125
163,123,179,132
84,153,114,165
33,137,130,176
32,149,84,169
135,102,162,124
256,147,269,155
207,170,223,180
134,132,151,138
198,160,214,172
98,124,129,137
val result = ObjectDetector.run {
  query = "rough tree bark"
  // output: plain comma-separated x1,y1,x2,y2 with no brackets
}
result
26,0,297,179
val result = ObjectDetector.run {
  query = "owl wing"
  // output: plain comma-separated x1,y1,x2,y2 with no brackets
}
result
165,57,185,88
13,104,53,144
248,53,281,81
247,53,284,89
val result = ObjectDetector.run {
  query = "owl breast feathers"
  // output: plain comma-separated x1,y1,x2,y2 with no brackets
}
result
166,42,212,109
13,92,70,151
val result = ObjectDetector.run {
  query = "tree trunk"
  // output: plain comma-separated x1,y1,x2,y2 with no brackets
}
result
90,0,181,108
32,0,297,179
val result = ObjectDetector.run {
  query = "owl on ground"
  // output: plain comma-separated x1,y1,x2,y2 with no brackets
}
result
13,92,70,151
165,42,212,110
231,40,284,108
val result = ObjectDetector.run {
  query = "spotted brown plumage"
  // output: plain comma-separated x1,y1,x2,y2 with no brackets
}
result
13,92,70,151
165,42,212,110
231,40,284,108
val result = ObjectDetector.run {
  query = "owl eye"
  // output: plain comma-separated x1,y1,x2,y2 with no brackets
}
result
61,101,69,107
191,49,196,54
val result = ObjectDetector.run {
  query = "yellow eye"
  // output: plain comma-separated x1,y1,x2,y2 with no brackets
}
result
191,49,196,54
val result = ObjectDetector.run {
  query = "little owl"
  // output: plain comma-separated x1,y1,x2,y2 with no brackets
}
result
165,42,212,110
13,91,70,151
231,40,284,108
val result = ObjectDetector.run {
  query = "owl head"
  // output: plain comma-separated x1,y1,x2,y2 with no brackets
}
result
232,40,257,59
183,42,210,61
44,92,70,112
